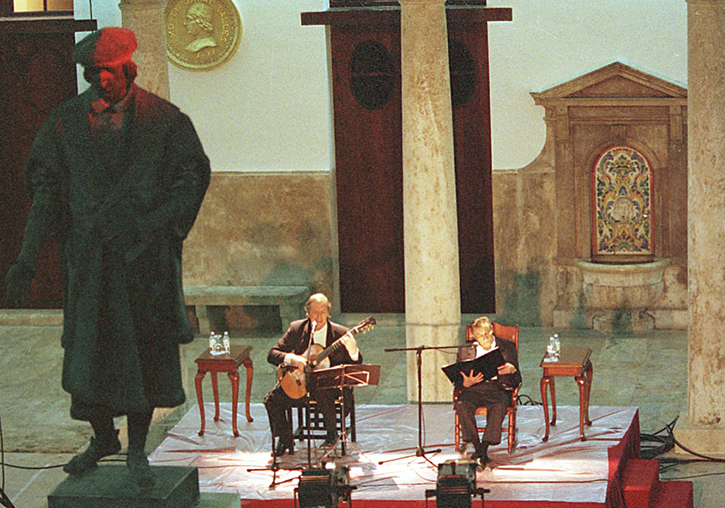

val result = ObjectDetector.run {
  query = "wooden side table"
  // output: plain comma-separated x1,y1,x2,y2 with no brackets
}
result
195,345,254,437
540,346,593,442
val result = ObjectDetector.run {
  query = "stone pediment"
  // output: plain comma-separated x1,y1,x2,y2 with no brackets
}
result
531,61,687,103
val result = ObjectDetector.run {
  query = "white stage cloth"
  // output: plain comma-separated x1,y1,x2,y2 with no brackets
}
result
149,404,638,504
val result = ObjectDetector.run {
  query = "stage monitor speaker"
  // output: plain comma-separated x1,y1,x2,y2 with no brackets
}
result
295,465,353,508
425,459,485,508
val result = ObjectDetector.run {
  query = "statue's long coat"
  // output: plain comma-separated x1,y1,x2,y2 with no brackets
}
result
18,84,210,420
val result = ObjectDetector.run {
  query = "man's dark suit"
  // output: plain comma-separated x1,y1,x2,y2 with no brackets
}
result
455,337,521,449
264,318,363,448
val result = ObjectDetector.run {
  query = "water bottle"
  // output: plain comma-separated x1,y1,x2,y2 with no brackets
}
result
209,331,218,353
552,333,561,358
546,336,556,359
213,332,224,355
222,331,231,354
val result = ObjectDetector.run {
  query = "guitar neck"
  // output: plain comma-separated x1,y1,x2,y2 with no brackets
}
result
311,324,364,367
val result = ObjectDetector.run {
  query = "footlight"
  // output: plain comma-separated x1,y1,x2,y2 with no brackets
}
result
425,459,488,508
294,464,355,508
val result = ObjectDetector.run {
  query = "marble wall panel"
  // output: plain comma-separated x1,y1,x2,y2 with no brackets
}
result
183,172,335,298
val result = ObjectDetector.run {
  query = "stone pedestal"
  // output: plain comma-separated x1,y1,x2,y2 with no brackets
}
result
399,0,461,402
48,466,199,508
575,258,670,333
678,0,725,453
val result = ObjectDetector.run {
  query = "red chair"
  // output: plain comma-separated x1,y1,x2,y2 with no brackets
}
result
453,322,520,453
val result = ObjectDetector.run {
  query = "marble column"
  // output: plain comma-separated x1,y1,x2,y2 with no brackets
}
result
119,0,170,100
119,0,174,423
399,0,461,402
677,0,725,453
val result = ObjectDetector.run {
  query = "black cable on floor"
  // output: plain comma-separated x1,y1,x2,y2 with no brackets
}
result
640,416,677,460
0,410,17,508
517,393,542,406
640,415,725,473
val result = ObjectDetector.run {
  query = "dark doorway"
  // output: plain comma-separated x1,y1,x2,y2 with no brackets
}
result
1,21,94,308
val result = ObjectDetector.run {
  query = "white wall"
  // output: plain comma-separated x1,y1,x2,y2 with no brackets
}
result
168,0,333,172
78,0,687,173
487,0,687,169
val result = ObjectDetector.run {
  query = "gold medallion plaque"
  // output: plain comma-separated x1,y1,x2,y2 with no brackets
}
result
165,0,242,71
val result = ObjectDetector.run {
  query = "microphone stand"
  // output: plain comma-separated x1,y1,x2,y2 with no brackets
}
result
246,321,317,488
379,344,462,467
304,321,316,468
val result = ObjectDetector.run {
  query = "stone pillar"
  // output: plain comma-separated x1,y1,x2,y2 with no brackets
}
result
120,2,174,425
677,0,725,453
119,0,170,100
399,0,461,402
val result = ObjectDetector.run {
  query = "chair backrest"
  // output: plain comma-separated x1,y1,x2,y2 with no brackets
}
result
466,321,519,352
492,322,519,352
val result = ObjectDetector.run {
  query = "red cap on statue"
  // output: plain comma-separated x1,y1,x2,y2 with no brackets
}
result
72,27,138,67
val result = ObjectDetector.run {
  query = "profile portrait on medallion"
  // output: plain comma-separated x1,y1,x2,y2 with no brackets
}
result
165,0,242,71
184,2,217,53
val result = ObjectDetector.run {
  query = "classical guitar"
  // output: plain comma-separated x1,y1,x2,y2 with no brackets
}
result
277,316,376,399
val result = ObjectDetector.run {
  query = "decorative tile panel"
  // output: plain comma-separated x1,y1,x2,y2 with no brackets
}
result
593,146,652,257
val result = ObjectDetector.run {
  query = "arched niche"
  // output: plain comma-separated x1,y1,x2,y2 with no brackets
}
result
531,61,687,263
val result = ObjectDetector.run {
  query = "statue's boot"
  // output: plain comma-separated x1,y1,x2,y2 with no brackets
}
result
127,410,156,489
63,430,122,475
127,448,156,488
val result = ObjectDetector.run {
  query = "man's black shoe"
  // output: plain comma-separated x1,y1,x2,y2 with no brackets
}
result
471,451,491,469
471,442,491,469
273,440,294,457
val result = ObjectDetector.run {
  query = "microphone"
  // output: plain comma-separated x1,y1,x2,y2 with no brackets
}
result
305,321,317,377
306,321,317,364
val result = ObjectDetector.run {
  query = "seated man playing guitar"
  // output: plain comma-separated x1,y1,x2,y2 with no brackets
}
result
264,293,362,457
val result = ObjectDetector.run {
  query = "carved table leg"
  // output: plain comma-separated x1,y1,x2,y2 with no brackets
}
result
211,372,220,422
584,362,593,426
195,370,206,436
229,370,240,437
550,377,557,426
575,374,587,441
540,376,551,442
244,358,254,422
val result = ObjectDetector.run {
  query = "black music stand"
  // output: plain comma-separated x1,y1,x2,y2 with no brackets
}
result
381,344,460,467
312,364,380,463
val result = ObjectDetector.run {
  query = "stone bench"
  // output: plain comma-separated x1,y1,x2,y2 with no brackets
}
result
184,285,310,334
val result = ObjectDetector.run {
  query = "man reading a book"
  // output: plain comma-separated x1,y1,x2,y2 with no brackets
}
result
455,316,522,468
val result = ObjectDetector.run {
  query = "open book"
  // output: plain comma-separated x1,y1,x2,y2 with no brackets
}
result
442,347,506,386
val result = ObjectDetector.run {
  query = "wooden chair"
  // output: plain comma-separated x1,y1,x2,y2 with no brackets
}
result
292,388,356,443
453,322,520,453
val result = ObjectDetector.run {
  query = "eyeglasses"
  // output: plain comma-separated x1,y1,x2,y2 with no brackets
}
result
471,329,493,341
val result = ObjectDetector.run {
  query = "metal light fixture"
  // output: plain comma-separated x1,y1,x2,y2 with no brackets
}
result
295,465,354,508
425,459,488,508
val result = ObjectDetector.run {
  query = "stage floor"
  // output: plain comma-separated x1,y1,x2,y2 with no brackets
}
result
149,403,639,506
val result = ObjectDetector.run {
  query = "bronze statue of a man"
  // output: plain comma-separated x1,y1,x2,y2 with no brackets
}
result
5,27,211,488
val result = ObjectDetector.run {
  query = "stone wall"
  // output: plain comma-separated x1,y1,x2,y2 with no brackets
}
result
183,171,336,300
181,160,687,329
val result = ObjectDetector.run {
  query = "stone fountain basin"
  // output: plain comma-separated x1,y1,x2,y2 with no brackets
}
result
575,258,671,310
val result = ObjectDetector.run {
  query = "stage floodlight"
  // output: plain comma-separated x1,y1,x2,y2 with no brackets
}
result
295,465,354,508
425,459,487,508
